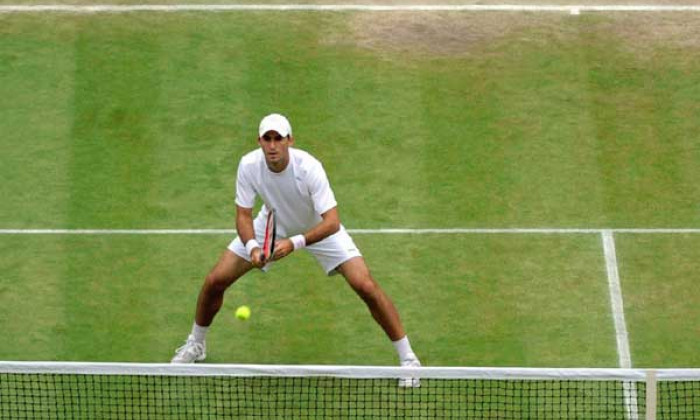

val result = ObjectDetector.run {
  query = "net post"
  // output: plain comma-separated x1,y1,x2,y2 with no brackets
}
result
646,369,657,420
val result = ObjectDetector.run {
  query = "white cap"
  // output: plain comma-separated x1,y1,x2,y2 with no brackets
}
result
258,113,292,138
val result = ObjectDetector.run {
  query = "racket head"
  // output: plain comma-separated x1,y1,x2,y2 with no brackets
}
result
262,209,276,261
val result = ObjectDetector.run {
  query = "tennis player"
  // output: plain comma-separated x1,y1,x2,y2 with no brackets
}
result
172,113,421,385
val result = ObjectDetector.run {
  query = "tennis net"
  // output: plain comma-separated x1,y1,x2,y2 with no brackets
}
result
1,362,699,419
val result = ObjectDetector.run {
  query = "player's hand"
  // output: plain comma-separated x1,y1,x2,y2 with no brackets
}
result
251,248,265,268
271,239,295,261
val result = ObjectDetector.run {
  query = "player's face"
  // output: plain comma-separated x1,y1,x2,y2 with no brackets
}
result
259,130,294,172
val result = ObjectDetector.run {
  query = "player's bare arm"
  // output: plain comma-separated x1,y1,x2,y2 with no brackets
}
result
236,205,264,268
272,207,341,261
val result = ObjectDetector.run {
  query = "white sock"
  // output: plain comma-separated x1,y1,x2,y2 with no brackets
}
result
190,322,209,344
392,336,417,362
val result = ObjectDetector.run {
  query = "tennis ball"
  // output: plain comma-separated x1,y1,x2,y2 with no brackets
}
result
235,305,251,321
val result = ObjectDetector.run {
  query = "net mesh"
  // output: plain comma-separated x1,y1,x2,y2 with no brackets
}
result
658,380,700,419
0,364,698,419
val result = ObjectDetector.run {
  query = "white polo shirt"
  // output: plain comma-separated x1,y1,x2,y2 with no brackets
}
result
235,147,338,238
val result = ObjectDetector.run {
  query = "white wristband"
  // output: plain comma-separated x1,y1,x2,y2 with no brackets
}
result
245,239,260,256
290,235,306,250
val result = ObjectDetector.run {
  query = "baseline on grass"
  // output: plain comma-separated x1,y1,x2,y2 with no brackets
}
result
2,4,700,14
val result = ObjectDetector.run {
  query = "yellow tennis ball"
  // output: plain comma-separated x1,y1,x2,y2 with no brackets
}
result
235,305,251,321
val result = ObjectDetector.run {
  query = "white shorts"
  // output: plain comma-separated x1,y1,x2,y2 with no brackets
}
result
228,228,362,276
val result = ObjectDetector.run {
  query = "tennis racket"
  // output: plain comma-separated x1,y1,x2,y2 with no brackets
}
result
261,209,276,263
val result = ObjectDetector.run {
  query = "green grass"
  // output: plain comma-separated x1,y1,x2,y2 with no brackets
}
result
3,13,700,230
617,234,700,368
1,10,700,371
0,234,615,367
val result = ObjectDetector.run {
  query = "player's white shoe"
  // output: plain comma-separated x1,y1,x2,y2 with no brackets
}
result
398,356,421,388
171,335,206,363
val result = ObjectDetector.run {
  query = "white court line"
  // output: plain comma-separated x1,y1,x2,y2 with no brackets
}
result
601,230,638,419
2,4,700,13
0,229,237,235
351,228,700,234
602,230,632,368
1,228,700,234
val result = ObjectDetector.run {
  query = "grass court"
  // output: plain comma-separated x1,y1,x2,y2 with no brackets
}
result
1,3,700,369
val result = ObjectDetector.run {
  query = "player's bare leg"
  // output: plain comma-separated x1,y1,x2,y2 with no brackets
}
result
337,256,421,387
196,250,253,327
337,256,405,341
172,250,252,363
